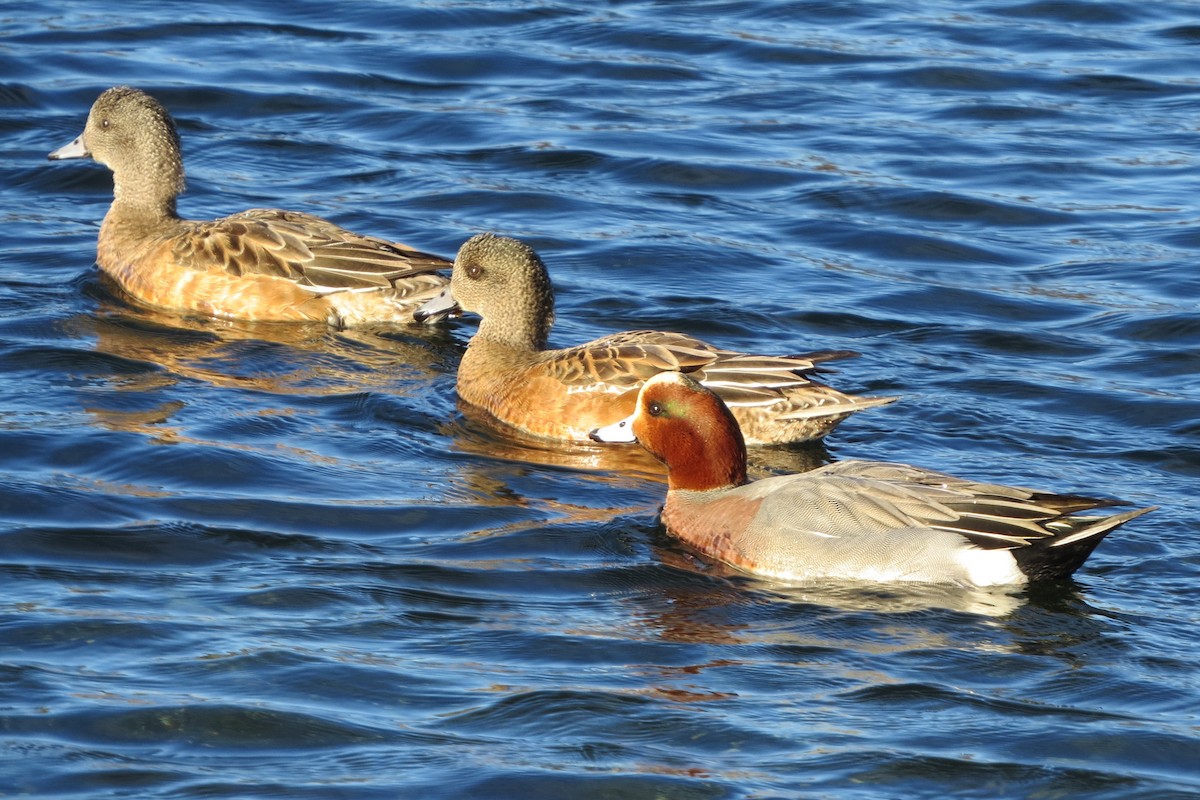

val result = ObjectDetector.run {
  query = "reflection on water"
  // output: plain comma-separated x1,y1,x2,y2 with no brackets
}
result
761,579,1026,620
72,294,451,396
82,399,186,443
445,400,670,480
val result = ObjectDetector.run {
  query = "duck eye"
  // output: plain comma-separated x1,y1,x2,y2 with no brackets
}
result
465,264,483,280
648,401,664,417
101,118,110,129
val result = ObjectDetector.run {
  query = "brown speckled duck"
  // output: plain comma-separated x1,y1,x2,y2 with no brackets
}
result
49,86,451,327
415,233,897,445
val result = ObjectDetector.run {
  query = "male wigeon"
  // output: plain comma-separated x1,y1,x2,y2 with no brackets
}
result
48,86,452,327
590,372,1154,586
414,233,896,445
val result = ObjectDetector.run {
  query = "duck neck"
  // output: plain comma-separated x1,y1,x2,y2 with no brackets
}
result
110,175,180,223
654,407,749,493
475,279,554,351
665,441,747,493
107,135,185,223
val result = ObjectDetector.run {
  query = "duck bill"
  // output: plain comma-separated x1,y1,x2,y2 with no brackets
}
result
588,413,637,443
413,285,460,324
49,133,90,161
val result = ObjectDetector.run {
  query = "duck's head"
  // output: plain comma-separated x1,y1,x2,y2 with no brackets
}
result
591,371,748,491
50,86,184,210
415,233,555,349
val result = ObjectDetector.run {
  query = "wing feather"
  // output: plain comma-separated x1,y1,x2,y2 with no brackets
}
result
776,460,1133,551
174,209,451,291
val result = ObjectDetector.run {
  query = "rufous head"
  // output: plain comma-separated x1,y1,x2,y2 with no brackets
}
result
590,371,748,491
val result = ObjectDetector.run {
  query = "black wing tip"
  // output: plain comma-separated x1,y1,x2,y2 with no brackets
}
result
1012,505,1155,582
787,349,861,363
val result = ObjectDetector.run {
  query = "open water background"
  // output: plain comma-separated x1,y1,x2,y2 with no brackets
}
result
2,1,1199,797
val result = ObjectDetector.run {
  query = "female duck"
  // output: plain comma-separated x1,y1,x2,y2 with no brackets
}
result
414,233,895,444
49,86,451,327
590,372,1153,586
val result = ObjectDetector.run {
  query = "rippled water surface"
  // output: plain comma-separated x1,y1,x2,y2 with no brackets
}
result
3,1,1200,797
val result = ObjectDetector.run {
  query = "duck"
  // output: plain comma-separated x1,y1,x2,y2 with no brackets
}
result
414,233,896,444
48,86,452,327
589,371,1154,586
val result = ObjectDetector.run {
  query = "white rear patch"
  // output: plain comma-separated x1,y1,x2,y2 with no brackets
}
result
957,548,1025,587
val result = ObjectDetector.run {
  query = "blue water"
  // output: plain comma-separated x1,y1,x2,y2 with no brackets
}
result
3,1,1199,797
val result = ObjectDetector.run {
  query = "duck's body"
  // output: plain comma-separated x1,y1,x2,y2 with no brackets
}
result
50,87,451,327
415,233,896,445
659,460,1150,586
453,327,884,443
591,372,1153,586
